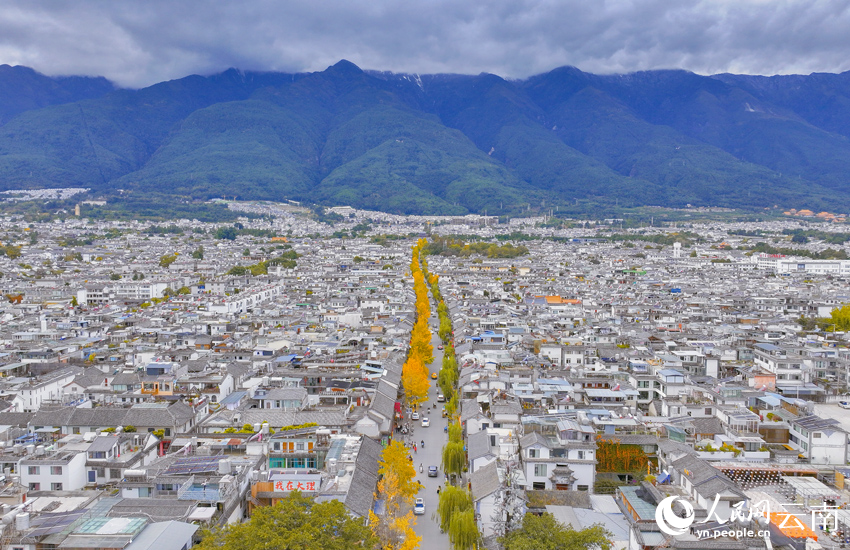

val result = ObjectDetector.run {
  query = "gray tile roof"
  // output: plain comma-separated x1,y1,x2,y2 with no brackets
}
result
72,372,108,388
370,383,397,421
467,430,494,460
470,460,500,500
519,431,551,449
260,387,308,401
691,417,724,435
0,411,34,427
344,437,382,517
29,406,76,428
460,399,484,422
671,454,745,499
123,402,194,428
491,401,522,416
111,373,142,386
87,436,119,453
203,409,351,430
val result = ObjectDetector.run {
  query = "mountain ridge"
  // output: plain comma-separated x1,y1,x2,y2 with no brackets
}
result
0,61,848,214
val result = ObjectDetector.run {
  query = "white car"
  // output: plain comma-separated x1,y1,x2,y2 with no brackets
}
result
414,497,425,515
411,412,420,420
421,417,430,427
840,401,850,409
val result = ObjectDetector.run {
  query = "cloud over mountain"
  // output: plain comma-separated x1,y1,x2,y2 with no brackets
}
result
1,1,849,88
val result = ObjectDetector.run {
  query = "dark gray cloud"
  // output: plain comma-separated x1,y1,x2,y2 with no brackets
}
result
1,0,849,88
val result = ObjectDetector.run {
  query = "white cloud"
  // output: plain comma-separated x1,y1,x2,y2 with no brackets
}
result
0,0,848,87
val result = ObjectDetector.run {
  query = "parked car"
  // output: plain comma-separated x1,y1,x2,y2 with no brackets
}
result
421,417,430,427
428,466,438,477
840,401,850,409
414,498,425,515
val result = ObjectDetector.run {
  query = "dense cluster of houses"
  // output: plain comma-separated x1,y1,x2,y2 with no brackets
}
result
0,200,848,549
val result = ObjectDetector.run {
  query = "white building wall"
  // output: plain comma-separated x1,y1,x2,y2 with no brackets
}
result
810,431,847,465
19,452,87,491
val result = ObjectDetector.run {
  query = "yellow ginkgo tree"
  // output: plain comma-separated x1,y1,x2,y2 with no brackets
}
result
369,441,421,550
402,354,430,407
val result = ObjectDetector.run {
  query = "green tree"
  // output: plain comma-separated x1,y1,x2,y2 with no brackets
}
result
214,226,237,240
191,246,204,260
447,421,463,444
2,245,21,259
159,253,177,268
442,441,465,478
197,492,378,550
830,304,850,331
437,485,473,532
500,513,612,550
70,295,78,307
448,509,479,550
444,393,459,418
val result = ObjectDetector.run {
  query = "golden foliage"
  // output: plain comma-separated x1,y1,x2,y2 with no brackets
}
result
370,441,422,550
402,354,430,407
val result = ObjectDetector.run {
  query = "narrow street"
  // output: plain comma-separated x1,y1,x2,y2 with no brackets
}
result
409,307,452,549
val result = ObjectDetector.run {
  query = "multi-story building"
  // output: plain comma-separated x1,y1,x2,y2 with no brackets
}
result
788,414,848,465
19,448,87,492
520,416,595,491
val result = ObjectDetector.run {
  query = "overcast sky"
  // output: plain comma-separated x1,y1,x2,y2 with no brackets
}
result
1,0,849,88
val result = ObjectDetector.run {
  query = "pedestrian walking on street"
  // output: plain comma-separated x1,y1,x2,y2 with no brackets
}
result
437,485,441,496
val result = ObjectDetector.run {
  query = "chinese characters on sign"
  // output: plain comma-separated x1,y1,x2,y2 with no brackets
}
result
274,480,317,492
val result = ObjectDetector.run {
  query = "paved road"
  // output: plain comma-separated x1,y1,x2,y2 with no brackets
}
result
409,308,452,549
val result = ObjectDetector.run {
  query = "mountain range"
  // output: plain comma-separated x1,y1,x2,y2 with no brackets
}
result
1,60,850,215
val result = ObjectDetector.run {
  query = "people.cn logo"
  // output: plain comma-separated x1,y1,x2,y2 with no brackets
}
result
655,496,695,536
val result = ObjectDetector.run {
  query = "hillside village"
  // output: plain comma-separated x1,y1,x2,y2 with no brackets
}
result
1,199,850,549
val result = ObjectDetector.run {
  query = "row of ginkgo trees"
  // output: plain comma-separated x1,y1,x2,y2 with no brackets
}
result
368,240,434,550
420,246,480,550
403,239,434,409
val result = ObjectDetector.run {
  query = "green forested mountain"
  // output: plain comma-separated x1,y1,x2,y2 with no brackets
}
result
0,60,849,214
0,64,114,125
